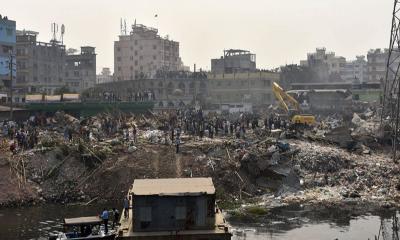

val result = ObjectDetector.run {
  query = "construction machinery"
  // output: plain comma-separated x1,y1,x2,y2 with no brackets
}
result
272,82,316,126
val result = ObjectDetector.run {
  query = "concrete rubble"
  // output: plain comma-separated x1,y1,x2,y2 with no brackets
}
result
0,109,398,211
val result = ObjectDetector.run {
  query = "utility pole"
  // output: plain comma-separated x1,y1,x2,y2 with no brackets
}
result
8,50,14,121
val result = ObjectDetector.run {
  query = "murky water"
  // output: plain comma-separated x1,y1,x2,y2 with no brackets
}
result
0,203,396,240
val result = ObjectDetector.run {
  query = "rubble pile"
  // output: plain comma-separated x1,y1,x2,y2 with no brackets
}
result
0,109,398,210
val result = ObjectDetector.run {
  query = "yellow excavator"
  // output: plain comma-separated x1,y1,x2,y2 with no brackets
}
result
272,82,316,126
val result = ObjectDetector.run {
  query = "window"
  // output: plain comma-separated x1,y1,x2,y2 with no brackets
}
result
130,46,133,51
135,60,138,66
118,67,121,71
135,51,138,56
117,57,121,62
153,55,157,60
6,28,13,36
139,56,143,60
117,47,121,52
134,40,138,45
130,56,134,61
130,66,133,71
74,71,79,77
153,45,157,50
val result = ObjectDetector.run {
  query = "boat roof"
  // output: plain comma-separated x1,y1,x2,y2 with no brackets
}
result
131,178,215,196
64,216,102,226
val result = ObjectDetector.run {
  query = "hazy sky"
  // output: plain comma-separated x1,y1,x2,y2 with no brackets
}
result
2,0,393,73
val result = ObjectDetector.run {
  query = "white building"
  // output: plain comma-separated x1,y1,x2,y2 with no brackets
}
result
342,56,368,84
114,23,181,81
96,67,113,84
301,48,347,82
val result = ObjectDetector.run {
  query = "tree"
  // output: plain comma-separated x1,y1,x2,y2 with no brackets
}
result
54,85,74,95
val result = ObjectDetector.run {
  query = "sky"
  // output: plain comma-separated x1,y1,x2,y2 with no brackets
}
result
2,0,394,73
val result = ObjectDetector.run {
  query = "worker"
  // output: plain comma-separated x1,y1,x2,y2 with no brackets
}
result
176,135,181,153
101,208,109,234
112,208,120,229
123,197,129,218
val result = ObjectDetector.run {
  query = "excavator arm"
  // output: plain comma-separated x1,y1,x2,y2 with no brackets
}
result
272,82,301,114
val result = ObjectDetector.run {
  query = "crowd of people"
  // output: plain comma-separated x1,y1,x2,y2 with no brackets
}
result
156,108,292,154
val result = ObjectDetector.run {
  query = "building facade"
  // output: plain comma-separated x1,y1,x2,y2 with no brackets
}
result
16,30,96,94
207,71,279,107
114,23,181,81
366,48,400,84
0,15,16,91
65,46,96,92
300,48,347,82
96,67,113,84
211,49,256,74
16,31,66,94
341,56,368,84
88,71,208,108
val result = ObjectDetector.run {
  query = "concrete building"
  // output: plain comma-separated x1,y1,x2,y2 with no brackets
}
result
0,15,16,91
89,71,208,108
117,177,231,239
300,48,347,82
211,49,256,74
96,67,113,84
287,89,352,113
64,46,96,92
16,30,96,94
342,56,368,84
114,23,181,81
207,71,279,108
366,48,400,84
16,30,66,94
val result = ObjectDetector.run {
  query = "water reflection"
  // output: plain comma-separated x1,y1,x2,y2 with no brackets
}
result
0,203,397,240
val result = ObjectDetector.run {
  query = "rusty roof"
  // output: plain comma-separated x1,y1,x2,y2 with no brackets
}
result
131,178,215,196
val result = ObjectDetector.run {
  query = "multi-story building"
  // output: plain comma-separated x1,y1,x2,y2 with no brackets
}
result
207,71,279,107
96,67,113,84
341,56,368,84
16,30,96,94
211,49,256,74
0,15,16,91
16,30,66,94
367,48,400,84
64,46,96,92
300,48,347,82
114,23,181,81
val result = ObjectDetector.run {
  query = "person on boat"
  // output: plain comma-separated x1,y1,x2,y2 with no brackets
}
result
101,208,109,234
123,197,129,218
112,208,120,229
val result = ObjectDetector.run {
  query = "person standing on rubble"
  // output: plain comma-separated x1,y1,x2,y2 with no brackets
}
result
132,125,137,143
176,135,181,153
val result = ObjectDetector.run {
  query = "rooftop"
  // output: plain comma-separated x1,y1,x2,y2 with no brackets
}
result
131,177,215,196
64,216,102,226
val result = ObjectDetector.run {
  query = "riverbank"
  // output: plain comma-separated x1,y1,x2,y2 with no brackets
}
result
0,111,397,211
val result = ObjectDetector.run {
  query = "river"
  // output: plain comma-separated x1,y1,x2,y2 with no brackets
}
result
0,203,396,240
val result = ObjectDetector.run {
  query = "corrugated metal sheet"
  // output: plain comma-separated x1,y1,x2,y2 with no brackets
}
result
63,93,80,101
132,178,215,196
45,95,61,102
25,94,43,102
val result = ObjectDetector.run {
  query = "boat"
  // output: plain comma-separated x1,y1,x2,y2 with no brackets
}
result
48,216,116,240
